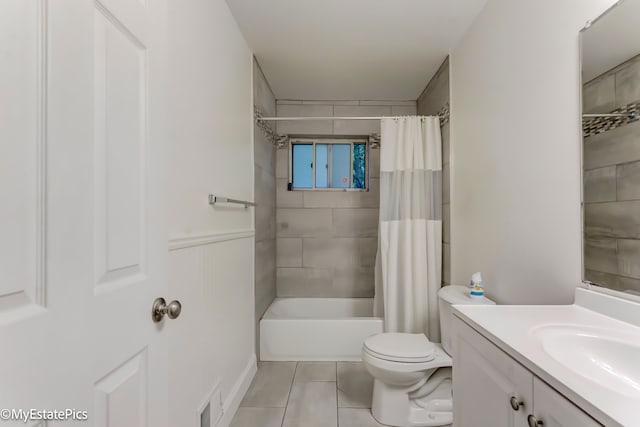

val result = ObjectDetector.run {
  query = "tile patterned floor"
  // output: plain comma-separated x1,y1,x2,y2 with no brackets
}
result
231,361,388,427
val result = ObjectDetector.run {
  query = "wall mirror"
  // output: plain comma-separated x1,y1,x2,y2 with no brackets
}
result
581,0,640,296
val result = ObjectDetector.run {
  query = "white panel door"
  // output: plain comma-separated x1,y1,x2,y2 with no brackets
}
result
531,378,601,427
0,0,169,426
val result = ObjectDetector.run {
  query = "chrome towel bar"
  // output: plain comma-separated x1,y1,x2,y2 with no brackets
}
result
208,195,255,208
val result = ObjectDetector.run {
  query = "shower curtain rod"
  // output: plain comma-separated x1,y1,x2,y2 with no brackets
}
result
583,112,637,119
258,116,401,121
259,113,637,121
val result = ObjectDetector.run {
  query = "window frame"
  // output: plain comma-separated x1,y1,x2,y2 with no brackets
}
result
288,137,369,191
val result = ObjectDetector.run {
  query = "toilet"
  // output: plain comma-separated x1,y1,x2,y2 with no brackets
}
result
362,285,495,427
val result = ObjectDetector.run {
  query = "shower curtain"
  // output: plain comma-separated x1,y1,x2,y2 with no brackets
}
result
373,116,443,341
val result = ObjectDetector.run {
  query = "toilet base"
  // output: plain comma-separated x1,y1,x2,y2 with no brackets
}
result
371,377,453,427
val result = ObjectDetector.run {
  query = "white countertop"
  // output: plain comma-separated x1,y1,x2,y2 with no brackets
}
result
453,288,640,427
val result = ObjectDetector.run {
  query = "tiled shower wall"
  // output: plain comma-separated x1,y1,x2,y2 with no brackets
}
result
583,54,640,293
275,100,416,297
253,59,277,344
417,58,451,287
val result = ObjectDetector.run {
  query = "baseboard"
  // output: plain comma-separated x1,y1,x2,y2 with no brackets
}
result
218,353,257,427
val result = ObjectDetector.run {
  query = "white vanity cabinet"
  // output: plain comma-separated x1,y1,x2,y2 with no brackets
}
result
452,317,601,427
531,378,600,427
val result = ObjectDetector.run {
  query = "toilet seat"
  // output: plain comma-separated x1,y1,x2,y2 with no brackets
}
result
363,333,435,363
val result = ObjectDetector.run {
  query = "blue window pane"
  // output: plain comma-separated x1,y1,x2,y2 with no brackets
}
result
353,144,366,189
331,144,351,188
315,144,328,188
292,144,313,188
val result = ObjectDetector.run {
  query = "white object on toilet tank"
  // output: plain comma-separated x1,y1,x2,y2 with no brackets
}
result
437,285,495,355
469,272,484,299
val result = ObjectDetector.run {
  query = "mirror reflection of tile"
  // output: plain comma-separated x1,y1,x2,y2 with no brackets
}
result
582,1,640,295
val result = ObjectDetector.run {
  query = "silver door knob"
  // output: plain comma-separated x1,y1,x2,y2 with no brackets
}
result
527,414,544,427
152,297,182,322
509,396,523,411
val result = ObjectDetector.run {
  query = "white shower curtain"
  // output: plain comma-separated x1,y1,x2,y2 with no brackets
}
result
374,116,443,341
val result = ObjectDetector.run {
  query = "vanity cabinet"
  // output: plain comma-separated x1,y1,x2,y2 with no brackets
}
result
452,317,601,427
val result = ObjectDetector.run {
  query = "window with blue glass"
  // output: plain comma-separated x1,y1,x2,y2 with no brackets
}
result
290,139,368,190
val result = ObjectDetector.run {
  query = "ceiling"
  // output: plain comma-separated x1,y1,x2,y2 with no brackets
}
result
226,0,487,101
582,0,640,82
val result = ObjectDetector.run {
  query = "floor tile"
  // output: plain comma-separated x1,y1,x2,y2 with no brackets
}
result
282,382,338,427
338,408,386,427
337,362,374,408
240,362,296,407
230,407,285,427
294,362,336,382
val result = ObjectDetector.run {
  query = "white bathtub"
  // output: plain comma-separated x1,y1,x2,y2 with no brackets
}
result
260,298,384,361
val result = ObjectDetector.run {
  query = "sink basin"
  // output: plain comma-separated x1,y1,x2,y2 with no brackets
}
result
532,325,640,398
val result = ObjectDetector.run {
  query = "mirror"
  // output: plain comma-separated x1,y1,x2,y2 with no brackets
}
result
581,0,640,296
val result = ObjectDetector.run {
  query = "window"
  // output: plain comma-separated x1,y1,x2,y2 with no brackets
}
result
289,139,368,190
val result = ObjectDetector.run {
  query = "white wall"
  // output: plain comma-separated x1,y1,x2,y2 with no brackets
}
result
166,0,255,425
168,0,253,237
450,0,616,304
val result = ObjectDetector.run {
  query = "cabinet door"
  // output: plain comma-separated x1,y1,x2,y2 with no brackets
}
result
452,317,532,427
531,378,602,426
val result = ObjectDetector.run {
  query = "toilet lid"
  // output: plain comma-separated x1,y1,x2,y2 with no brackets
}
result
363,333,435,363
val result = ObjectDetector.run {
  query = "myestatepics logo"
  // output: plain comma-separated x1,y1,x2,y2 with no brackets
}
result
0,408,88,423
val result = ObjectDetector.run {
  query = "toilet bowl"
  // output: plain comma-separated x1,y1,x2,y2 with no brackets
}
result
362,286,495,427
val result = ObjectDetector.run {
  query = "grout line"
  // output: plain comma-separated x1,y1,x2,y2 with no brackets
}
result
280,362,298,427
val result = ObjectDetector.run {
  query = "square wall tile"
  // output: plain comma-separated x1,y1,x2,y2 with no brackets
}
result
617,161,640,201
298,235,377,271
332,267,375,297
333,105,391,135
583,166,616,203
443,203,451,244
302,182,379,209
618,239,640,279
443,243,451,285
277,238,303,268
277,208,333,237
369,149,380,178
277,179,303,208
255,204,276,242
276,148,289,179
585,201,640,239
441,123,450,165
358,237,378,267
276,267,332,297
584,120,640,170
615,57,640,107
583,238,618,275
333,209,379,237
583,73,616,114
276,104,333,135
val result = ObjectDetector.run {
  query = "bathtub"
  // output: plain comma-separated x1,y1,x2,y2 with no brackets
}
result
260,298,384,361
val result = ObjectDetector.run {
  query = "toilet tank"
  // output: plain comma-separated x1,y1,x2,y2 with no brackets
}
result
437,285,495,354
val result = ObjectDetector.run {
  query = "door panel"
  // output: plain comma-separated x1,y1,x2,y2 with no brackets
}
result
94,349,148,427
452,317,532,427
0,0,46,318
93,1,146,289
532,378,601,427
